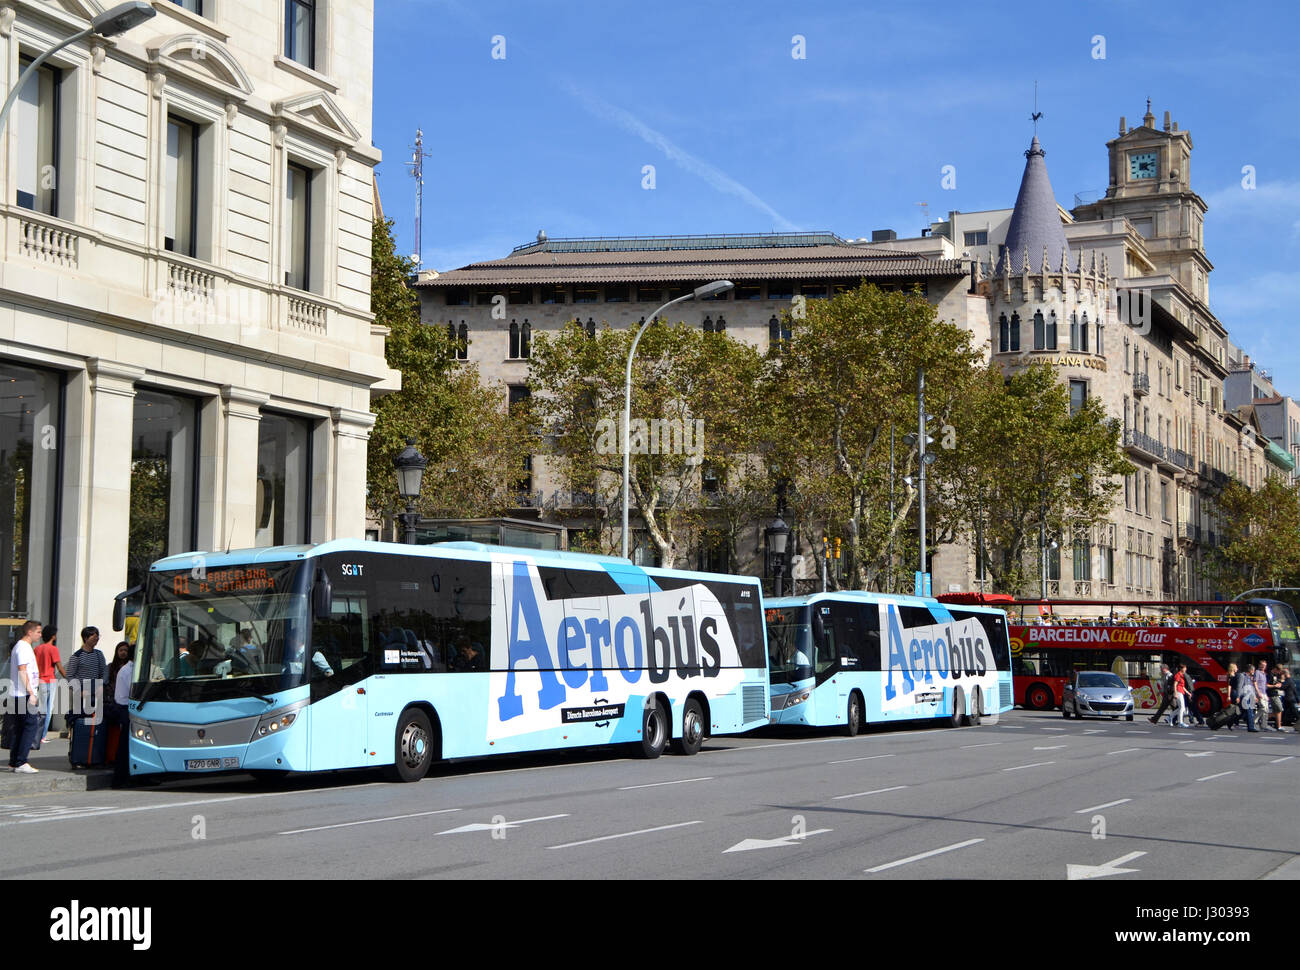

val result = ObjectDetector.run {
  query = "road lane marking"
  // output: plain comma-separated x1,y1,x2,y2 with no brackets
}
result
959,742,1000,749
865,838,984,873
548,820,702,849
742,738,848,751
618,777,712,791
1002,761,1055,771
1125,730,1151,734
1196,771,1235,782
1033,745,1066,750
1075,798,1131,814
832,786,908,800
1108,748,1140,755
1269,756,1294,764
1082,729,1106,734
997,725,1025,729
827,754,895,765
438,814,569,835
280,808,461,835
1041,727,1067,732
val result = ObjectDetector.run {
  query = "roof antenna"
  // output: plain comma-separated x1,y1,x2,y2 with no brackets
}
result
1030,80,1042,134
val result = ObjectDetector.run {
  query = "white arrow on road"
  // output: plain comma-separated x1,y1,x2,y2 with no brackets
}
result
438,814,569,835
724,828,832,853
1067,851,1146,880
1185,751,1214,758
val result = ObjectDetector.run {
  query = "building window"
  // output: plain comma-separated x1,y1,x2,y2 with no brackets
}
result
735,285,762,301
1069,379,1087,417
165,117,199,257
800,284,827,299
574,287,599,304
256,412,313,547
636,286,662,303
767,283,794,301
1046,545,1060,582
998,313,1021,353
507,288,532,305
172,0,203,13
540,286,566,305
1124,337,1130,373
1099,546,1114,585
1073,536,1092,582
1033,310,1045,350
284,162,313,290
1069,312,1081,352
285,0,316,69
444,289,470,307
0,363,62,654
1161,481,1170,522
15,57,60,215
128,390,199,589
1046,311,1058,350
509,321,519,359
963,230,988,246
604,286,629,304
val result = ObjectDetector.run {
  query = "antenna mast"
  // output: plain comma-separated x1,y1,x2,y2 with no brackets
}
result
406,129,431,267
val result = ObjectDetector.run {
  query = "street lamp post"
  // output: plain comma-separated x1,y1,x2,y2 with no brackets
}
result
767,480,790,597
621,279,733,559
0,3,155,135
393,437,427,544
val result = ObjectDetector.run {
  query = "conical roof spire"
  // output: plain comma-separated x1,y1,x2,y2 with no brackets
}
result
995,135,1070,276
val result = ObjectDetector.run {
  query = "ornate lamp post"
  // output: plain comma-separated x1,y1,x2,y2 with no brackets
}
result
393,437,427,544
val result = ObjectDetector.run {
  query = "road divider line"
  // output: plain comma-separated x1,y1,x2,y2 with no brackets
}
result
1075,798,1131,814
547,820,702,849
1107,748,1140,755
1002,761,1055,772
1196,771,1235,782
959,742,1000,749
865,838,985,873
1041,727,1067,732
832,786,908,800
281,808,460,835
1269,756,1294,764
618,777,712,791
827,754,895,765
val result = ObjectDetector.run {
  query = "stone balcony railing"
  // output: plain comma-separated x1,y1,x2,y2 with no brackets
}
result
15,210,79,269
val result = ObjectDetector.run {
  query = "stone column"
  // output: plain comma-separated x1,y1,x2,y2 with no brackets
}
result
331,407,375,540
80,359,144,633
220,386,269,551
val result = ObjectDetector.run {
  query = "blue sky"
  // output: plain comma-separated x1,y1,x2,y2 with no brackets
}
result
372,0,1300,390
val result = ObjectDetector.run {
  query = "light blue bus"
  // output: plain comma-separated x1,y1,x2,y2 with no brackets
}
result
764,592,1014,735
124,541,770,781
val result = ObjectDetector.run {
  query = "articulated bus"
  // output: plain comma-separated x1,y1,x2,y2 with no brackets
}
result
764,592,1014,735
124,540,770,781
939,595,1298,717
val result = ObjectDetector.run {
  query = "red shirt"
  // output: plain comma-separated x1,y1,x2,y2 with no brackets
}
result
34,642,60,683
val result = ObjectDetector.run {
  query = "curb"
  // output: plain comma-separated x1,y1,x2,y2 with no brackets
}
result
0,769,114,795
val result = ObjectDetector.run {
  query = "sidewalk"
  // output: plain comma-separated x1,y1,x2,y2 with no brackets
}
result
2,732,113,794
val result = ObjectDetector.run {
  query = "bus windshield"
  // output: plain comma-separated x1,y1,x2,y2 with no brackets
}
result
133,562,311,702
766,605,814,684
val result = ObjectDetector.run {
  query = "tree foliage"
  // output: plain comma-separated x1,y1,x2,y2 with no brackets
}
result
1205,476,1300,594
367,219,532,520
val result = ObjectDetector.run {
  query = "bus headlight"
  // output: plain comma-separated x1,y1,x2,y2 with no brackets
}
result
254,701,307,739
778,690,812,710
130,718,154,744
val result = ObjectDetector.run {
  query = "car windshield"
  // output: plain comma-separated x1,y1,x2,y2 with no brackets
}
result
134,562,310,702
1078,672,1126,689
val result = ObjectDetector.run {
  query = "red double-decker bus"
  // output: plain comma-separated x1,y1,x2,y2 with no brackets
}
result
936,595,1298,717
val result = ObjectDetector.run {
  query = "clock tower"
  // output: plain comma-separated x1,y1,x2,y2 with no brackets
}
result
1072,103,1210,308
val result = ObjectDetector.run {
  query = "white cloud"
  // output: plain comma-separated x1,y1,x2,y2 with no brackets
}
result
563,82,802,232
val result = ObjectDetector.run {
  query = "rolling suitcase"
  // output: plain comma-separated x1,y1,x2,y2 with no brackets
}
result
69,715,108,767
1206,703,1239,731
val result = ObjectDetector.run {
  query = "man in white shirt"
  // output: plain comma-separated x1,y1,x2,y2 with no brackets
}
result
6,620,44,773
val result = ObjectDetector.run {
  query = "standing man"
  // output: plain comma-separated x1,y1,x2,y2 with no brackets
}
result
110,652,134,788
64,627,108,731
1148,663,1174,724
6,621,44,773
1254,661,1271,731
1238,664,1260,733
34,626,65,743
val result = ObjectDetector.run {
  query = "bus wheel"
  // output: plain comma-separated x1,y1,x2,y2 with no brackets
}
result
948,688,965,728
845,692,863,737
965,689,982,727
1193,688,1221,717
674,699,705,756
1026,683,1054,711
639,703,667,759
390,709,433,783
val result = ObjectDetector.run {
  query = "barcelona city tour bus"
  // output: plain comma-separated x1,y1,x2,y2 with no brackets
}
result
123,540,771,782
764,591,1014,735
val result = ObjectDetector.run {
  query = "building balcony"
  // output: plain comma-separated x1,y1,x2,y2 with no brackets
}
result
1133,372,1151,397
1198,461,1231,489
1177,522,1200,544
1124,429,1178,469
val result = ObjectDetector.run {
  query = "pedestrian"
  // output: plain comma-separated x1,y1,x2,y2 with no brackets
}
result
1254,661,1271,731
1225,663,1242,730
110,653,133,788
33,625,65,743
1148,663,1175,724
5,620,44,773
1172,664,1195,727
107,641,130,692
1238,664,1260,733
1278,667,1299,731
1265,664,1284,731
64,627,108,743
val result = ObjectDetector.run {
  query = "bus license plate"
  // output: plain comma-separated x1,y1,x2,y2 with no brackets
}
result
186,758,238,770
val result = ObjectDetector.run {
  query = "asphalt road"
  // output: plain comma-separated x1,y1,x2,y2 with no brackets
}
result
2,709,1296,881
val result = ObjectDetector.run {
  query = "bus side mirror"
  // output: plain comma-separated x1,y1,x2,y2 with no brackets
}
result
112,585,142,632
312,568,332,619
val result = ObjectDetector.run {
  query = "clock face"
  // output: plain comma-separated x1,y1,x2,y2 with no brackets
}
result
1129,151,1158,179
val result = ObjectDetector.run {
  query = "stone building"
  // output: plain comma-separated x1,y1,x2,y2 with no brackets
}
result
416,105,1273,601
0,0,392,656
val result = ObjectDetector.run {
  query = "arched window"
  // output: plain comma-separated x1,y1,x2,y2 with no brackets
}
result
1070,312,1080,351
1009,312,1020,351
520,320,531,359
509,320,519,359
998,313,1009,353
1033,310,1045,350
1046,310,1058,349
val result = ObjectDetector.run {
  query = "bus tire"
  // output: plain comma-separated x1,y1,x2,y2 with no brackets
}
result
948,687,965,728
389,709,433,783
1193,688,1221,717
965,688,982,727
674,699,705,756
639,702,667,759
1025,683,1054,711
845,691,863,737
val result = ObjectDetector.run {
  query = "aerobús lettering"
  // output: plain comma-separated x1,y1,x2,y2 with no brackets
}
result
884,605,988,701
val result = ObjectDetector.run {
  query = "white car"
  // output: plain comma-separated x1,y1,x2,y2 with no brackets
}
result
1062,671,1135,720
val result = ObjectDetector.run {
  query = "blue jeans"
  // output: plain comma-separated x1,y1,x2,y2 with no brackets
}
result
1243,704,1259,731
37,681,56,740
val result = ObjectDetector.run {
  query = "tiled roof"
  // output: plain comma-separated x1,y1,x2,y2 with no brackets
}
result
417,244,966,287
996,136,1071,275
